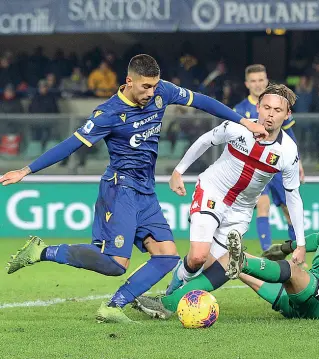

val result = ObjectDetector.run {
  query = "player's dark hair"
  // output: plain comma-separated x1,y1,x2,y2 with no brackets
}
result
258,83,297,110
245,64,266,78
128,54,160,77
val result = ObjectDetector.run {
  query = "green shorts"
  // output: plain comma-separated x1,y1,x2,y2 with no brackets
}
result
272,271,319,319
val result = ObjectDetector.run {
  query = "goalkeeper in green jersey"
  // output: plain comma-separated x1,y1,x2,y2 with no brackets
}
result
133,231,319,320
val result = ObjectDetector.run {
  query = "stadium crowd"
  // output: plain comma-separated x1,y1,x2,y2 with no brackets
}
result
1,42,319,114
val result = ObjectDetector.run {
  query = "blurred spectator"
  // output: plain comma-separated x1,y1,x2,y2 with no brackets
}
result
46,49,70,83
173,53,203,91
83,47,104,76
0,56,20,89
29,80,59,114
104,50,124,84
219,80,242,108
0,84,23,114
200,61,227,97
45,73,60,98
0,83,23,155
294,76,314,113
88,60,118,98
67,52,79,70
288,45,310,76
28,79,59,148
60,67,87,97
27,46,49,86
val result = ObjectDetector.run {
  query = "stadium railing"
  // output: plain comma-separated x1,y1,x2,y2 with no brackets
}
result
0,112,318,176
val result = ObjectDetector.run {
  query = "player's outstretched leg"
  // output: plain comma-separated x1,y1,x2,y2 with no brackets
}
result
134,257,229,318
7,236,47,274
8,239,127,277
165,259,183,295
226,229,245,279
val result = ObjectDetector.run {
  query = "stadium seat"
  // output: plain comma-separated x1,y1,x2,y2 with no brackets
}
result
43,140,60,152
158,140,172,157
172,140,189,159
23,141,42,159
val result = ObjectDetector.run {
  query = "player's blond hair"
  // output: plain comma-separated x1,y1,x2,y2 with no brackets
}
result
245,64,266,79
258,84,297,111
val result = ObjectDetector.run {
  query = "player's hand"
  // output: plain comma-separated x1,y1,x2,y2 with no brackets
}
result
292,246,306,266
0,167,31,186
299,161,305,184
169,170,186,196
240,118,269,140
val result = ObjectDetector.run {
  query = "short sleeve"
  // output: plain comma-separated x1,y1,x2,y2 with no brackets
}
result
162,80,194,106
74,109,112,147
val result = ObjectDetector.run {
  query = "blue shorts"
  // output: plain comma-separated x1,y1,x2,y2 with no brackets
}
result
261,172,286,207
91,179,174,258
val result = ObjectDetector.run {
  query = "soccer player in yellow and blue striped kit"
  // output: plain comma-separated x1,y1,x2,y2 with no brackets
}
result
2,54,266,323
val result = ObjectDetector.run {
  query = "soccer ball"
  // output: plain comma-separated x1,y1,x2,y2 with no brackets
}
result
177,290,219,328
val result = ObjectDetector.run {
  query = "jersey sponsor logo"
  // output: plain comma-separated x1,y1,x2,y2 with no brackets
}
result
105,212,112,222
292,155,299,165
120,113,126,122
229,138,248,154
129,123,162,148
237,136,246,145
133,113,158,129
172,83,187,98
114,235,124,248
83,120,94,134
266,152,280,166
94,110,103,118
155,95,163,109
207,199,215,209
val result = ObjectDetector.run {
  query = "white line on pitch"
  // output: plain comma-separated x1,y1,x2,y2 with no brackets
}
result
0,285,248,309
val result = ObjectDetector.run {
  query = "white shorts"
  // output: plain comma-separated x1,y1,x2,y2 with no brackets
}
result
189,180,252,259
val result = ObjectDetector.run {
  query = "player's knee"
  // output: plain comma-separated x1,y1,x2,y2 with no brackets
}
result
188,253,208,268
277,260,292,282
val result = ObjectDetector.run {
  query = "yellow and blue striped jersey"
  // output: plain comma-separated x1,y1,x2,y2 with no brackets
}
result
74,80,194,194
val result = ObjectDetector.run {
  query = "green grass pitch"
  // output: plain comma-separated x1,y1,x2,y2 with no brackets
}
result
1,238,319,359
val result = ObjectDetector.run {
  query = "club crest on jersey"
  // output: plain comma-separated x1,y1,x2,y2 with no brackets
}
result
120,113,126,122
245,111,251,118
155,95,163,109
207,199,215,209
266,152,280,165
115,235,124,248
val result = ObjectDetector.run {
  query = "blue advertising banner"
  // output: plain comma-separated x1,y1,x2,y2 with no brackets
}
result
0,0,318,34
0,0,55,34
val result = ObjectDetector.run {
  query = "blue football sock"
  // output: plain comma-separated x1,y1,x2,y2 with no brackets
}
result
109,255,180,308
41,244,126,276
256,216,272,251
288,224,296,241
